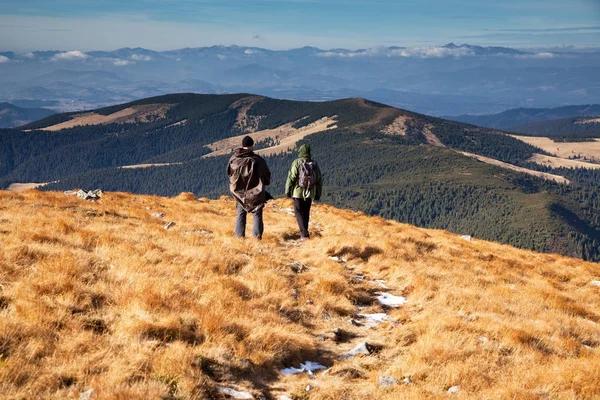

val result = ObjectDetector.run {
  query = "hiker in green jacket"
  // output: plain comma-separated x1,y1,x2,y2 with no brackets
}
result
285,144,323,239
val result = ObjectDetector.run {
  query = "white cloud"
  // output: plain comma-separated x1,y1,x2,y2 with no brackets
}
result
318,46,474,58
0,55,9,63
51,50,89,61
217,54,226,60
244,49,261,55
516,52,555,59
130,54,152,61
23,52,35,59
114,59,134,66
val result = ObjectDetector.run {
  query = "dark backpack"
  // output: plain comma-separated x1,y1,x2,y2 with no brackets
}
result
298,161,316,194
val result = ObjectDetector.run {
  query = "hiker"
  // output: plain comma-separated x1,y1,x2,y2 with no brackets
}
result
285,144,323,239
227,135,271,239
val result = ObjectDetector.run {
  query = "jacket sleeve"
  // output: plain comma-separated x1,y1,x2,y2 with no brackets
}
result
285,160,298,195
315,162,323,200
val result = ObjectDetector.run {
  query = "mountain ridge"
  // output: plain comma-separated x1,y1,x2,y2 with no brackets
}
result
2,93,599,261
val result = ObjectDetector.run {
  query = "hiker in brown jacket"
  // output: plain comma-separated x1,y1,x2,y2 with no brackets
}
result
226,136,271,239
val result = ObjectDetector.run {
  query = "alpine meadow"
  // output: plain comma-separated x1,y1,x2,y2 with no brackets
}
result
2,0,600,399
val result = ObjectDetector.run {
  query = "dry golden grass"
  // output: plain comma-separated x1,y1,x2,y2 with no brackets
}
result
511,135,600,164
0,190,599,399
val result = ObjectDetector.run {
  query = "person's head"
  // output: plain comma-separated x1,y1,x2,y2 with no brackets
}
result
242,135,254,149
298,144,311,160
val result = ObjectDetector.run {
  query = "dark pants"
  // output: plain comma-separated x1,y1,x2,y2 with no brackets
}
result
293,198,312,238
235,202,264,239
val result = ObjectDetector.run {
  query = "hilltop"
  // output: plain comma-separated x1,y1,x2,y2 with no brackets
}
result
1,93,599,261
0,190,599,399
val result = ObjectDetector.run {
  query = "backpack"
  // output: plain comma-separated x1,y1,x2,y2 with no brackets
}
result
229,156,263,210
298,161,316,198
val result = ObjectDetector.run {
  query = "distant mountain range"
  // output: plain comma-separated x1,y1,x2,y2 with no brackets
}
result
446,104,600,130
0,102,55,128
2,93,598,261
1,43,599,116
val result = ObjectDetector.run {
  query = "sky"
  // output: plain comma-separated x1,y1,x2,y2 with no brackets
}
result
0,0,599,51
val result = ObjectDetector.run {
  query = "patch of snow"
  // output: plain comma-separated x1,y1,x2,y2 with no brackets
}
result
281,361,327,376
376,292,407,307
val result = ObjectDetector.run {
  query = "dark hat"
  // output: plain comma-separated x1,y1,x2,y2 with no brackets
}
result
242,136,254,147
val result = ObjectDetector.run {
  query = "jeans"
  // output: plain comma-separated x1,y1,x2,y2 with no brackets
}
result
293,198,312,238
235,202,264,239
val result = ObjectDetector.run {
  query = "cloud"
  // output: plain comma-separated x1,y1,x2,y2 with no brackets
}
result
51,50,89,61
0,55,9,63
516,52,555,59
114,59,134,66
130,54,152,61
217,54,226,60
23,52,35,59
318,46,474,58
244,49,261,55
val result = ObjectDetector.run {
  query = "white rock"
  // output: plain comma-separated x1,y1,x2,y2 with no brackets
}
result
340,342,375,359
403,377,412,385
447,385,460,394
305,385,312,392
151,212,165,218
79,388,94,400
328,256,341,262
376,293,407,307
280,396,293,400
217,386,254,399
461,235,472,241
590,280,600,287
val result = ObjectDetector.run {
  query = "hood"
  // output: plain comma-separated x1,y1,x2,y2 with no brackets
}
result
298,144,311,160
234,147,254,157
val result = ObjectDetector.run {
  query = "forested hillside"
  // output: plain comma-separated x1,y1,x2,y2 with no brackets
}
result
1,93,599,261
510,116,600,137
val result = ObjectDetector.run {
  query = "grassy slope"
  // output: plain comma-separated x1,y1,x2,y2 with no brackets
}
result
1,190,599,399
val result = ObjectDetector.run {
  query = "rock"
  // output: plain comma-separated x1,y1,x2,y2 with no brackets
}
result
447,385,460,394
461,235,472,241
376,293,407,307
378,376,399,388
291,289,298,300
146,206,152,210
350,318,363,326
79,388,94,400
328,256,348,263
306,299,312,305
403,377,412,385
290,261,309,273
217,386,254,399
280,396,293,400
75,189,103,201
340,341,377,359
164,221,175,230
305,385,312,392
64,190,77,196
590,280,600,287
151,212,165,218
355,274,366,280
